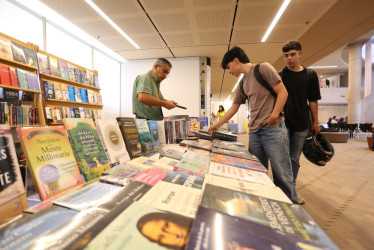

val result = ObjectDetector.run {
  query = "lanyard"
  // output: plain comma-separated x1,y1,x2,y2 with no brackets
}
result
148,71,160,99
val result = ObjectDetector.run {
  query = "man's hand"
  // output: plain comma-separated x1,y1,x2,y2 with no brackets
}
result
312,125,320,135
208,124,219,133
263,115,278,127
163,100,176,110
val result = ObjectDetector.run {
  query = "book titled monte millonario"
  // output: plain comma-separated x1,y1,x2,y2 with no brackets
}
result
63,118,111,182
116,117,142,159
17,126,84,201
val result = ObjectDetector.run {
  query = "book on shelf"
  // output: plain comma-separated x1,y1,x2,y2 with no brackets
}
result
26,72,39,91
162,170,204,189
0,36,13,60
67,63,76,82
85,201,193,250
95,119,130,166
0,125,26,207
116,117,142,159
211,152,267,173
81,88,88,103
74,86,82,102
37,52,50,75
43,80,55,99
17,126,84,201
23,47,38,68
58,59,69,80
10,42,26,64
80,70,87,84
9,67,19,87
54,82,63,100
61,84,69,101
16,68,28,89
68,85,75,101
0,65,11,86
44,107,53,123
73,67,81,83
48,56,60,77
79,107,85,118
63,118,111,182
87,89,94,103
3,88,19,107
93,75,100,88
72,107,80,118
135,118,154,153
147,120,160,148
86,69,95,86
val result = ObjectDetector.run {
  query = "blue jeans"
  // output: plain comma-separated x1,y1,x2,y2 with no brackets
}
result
288,129,309,184
249,121,298,203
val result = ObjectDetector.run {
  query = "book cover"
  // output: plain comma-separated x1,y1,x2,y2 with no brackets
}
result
200,184,338,249
182,150,210,164
26,72,39,91
139,181,202,218
160,147,186,160
67,63,76,82
197,117,208,130
147,120,160,148
61,84,69,101
44,107,52,123
0,37,13,60
93,75,100,88
152,156,178,171
54,82,63,100
9,67,19,87
131,168,166,186
85,201,193,250
43,81,55,99
3,89,19,106
80,88,88,103
37,52,50,75
79,107,86,118
86,69,95,86
0,65,11,86
10,42,26,64
116,117,142,159
16,68,28,89
126,156,155,169
23,47,38,68
156,120,166,144
204,174,291,203
212,130,237,142
212,146,259,161
48,56,60,77
17,126,84,200
95,119,130,165
135,119,154,153
211,153,267,173
162,170,204,189
100,166,143,186
174,157,209,177
68,85,75,101
212,139,245,149
182,139,213,151
208,162,274,186
74,67,81,83
74,86,82,102
87,89,94,103
80,70,87,84
0,125,25,206
186,206,328,250
58,59,69,80
63,118,111,181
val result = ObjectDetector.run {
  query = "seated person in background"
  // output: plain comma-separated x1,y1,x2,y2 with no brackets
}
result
212,105,227,121
331,116,338,124
327,117,332,128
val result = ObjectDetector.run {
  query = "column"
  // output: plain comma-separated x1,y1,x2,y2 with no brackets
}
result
347,43,362,124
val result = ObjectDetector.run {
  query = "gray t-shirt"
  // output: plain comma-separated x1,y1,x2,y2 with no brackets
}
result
233,63,283,132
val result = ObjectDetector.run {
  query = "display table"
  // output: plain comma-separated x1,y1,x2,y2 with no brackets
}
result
320,132,349,143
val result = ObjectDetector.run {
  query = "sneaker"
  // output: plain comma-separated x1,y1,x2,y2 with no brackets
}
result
298,197,306,205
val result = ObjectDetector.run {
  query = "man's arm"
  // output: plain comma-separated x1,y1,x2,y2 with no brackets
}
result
208,104,240,133
264,81,288,126
138,92,176,109
309,101,320,134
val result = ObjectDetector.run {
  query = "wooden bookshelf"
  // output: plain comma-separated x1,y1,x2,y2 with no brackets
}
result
40,73,101,91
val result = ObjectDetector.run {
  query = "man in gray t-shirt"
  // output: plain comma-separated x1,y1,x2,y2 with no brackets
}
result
208,46,298,204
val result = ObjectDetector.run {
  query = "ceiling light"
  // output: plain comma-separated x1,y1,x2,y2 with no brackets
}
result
309,66,338,69
85,0,140,49
261,0,291,42
232,73,244,92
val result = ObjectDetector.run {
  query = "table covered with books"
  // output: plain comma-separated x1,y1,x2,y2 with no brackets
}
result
0,116,338,250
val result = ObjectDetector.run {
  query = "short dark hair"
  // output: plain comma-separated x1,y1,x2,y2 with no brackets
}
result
221,46,250,69
282,40,302,53
218,105,225,112
154,58,172,68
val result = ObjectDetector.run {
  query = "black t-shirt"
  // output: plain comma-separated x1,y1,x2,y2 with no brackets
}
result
280,67,321,131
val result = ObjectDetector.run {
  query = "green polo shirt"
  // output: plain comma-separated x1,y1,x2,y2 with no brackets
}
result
132,71,165,120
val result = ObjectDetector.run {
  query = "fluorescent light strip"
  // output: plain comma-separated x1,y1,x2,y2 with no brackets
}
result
261,0,291,42
227,95,231,100
309,66,338,69
232,73,244,92
85,0,140,49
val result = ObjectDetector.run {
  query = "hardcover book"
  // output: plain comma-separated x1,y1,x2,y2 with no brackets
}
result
43,81,55,99
0,125,25,206
58,59,69,80
23,47,38,68
9,67,19,87
16,68,28,89
68,85,75,101
139,181,202,218
0,37,13,60
26,72,39,91
10,42,26,64
116,117,142,159
147,120,160,148
162,170,204,189
63,118,111,182
48,56,60,77
37,52,50,75
211,153,267,173
131,168,166,186
95,119,130,165
54,82,63,100
17,126,84,200
135,119,154,153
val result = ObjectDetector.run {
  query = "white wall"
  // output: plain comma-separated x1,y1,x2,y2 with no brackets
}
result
121,57,200,118
320,87,348,105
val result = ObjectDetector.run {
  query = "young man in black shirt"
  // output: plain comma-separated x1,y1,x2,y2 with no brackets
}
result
280,41,321,204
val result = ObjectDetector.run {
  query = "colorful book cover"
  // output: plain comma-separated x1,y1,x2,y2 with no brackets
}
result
63,118,111,182
208,162,274,186
186,206,328,250
139,181,202,218
87,89,94,103
147,120,160,148
95,119,130,165
68,85,75,101
58,59,69,80
61,84,69,101
211,153,267,173
0,37,13,60
9,67,19,87
10,42,26,64
93,75,100,88
0,65,11,86
212,139,245,149
37,53,50,75
151,156,178,171
131,168,166,186
74,68,81,83
17,126,84,200
43,81,55,99
116,117,142,159
3,89,19,106
23,47,38,68
85,201,193,250
80,70,87,84
212,146,259,161
183,150,210,164
86,69,95,86
48,56,59,77
100,166,143,186
200,184,338,249
135,118,154,153
80,88,88,103
54,82,63,100
126,156,155,169
174,157,209,177
183,139,213,151
0,125,25,206
74,87,82,102
26,72,39,91
16,68,28,89
67,63,76,82
162,170,204,189
160,148,186,160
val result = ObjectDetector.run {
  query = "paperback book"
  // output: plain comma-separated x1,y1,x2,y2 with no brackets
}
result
135,118,154,153
16,68,28,89
174,157,209,177
212,146,259,161
54,82,63,100
10,42,26,64
147,120,160,148
131,168,166,186
211,153,267,173
43,81,55,99
162,170,204,189
67,63,76,82
9,67,19,87
62,84,69,101
48,56,60,77
23,47,38,68
37,53,50,75
0,37,13,60
151,156,179,171
100,166,143,186
26,72,39,91
116,117,142,158
126,156,155,169
58,59,69,80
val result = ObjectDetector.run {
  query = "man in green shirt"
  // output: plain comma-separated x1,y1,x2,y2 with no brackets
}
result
132,58,177,120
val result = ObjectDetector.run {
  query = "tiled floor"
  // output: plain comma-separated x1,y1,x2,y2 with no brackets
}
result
237,134,374,250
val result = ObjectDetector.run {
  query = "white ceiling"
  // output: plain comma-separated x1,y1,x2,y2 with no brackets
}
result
40,0,374,100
